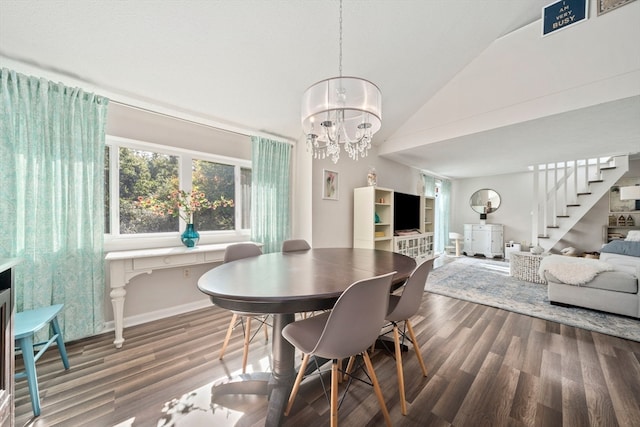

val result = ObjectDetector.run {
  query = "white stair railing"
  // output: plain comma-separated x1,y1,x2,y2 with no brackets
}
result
531,156,628,251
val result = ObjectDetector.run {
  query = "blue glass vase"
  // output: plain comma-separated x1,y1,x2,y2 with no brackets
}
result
181,223,200,248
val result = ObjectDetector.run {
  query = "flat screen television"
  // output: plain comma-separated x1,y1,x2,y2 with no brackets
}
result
393,191,421,233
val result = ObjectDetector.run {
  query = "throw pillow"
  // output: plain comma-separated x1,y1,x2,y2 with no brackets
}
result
626,230,640,242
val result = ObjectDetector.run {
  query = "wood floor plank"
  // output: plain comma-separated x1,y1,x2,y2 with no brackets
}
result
561,377,590,427
13,291,640,427
597,352,640,427
459,309,507,376
537,350,562,413
509,370,539,426
534,402,562,427
473,362,520,427
451,352,503,426
430,370,475,423
404,373,449,425
521,330,546,377
583,379,620,427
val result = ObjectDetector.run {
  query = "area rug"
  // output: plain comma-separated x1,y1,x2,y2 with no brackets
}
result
426,256,640,342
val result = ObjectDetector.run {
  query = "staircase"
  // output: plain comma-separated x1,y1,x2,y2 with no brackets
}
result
532,155,629,251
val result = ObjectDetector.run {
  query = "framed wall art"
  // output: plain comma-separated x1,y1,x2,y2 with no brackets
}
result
609,177,640,212
542,0,588,36
598,0,636,15
323,169,338,200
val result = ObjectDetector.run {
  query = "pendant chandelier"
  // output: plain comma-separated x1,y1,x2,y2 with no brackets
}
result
302,0,382,163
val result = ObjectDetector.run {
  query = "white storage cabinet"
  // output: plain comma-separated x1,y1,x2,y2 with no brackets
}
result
463,224,504,258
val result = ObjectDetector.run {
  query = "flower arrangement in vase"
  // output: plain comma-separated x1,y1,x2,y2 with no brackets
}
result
137,188,233,247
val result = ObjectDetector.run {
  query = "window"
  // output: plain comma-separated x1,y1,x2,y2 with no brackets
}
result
105,136,251,240
120,147,179,234
192,159,235,231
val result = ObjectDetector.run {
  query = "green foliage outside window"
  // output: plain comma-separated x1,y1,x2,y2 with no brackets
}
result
119,147,179,234
192,159,236,231
116,147,241,234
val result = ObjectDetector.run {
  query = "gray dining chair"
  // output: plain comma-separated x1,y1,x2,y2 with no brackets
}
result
218,243,269,373
282,239,314,319
283,271,395,427
282,239,311,252
385,258,433,415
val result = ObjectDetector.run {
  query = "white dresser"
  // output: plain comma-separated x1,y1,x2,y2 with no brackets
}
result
463,224,504,258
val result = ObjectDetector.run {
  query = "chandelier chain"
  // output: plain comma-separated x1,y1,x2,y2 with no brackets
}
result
339,0,343,77
302,0,381,163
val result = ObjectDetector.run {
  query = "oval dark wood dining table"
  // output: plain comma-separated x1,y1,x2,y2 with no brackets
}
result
197,247,416,426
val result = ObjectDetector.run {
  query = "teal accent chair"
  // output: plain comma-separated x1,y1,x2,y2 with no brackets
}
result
15,304,70,416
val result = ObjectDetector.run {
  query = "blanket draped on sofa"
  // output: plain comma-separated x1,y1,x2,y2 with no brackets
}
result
538,255,613,285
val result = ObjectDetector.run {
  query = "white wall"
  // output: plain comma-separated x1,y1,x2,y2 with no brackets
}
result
451,158,640,254
382,1,640,154
291,140,313,245
451,172,533,247
311,146,422,248
107,103,252,159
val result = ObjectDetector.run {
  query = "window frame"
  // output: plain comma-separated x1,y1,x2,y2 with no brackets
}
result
105,135,251,251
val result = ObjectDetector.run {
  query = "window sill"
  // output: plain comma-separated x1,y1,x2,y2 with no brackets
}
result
104,230,251,253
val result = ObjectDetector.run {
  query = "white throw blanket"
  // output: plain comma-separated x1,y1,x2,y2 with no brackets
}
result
538,255,613,285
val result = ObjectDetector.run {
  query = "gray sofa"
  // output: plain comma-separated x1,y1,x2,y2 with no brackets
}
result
543,241,640,318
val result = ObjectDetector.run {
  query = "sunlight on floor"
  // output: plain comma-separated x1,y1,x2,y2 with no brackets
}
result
146,355,273,426
156,381,245,427
477,262,510,274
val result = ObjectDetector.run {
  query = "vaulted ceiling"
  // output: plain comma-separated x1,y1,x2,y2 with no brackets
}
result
1,0,638,178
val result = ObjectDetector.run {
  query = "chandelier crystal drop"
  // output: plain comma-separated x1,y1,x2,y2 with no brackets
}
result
302,0,382,163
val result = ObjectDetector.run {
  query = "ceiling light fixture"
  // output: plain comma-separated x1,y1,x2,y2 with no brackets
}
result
302,0,382,163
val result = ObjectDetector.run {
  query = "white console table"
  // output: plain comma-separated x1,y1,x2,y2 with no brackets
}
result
105,243,237,348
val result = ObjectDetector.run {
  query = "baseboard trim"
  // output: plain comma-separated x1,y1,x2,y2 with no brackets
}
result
101,298,213,332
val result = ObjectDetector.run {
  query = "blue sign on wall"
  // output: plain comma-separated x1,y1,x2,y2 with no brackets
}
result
542,0,588,36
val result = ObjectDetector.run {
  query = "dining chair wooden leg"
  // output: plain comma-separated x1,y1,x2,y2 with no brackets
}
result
362,351,392,427
406,319,427,377
331,360,339,427
242,316,252,373
393,324,407,415
285,353,309,416
219,313,238,360
343,356,356,381
262,315,269,341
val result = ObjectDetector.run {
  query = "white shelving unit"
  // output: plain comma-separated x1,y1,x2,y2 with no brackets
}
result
423,196,435,233
353,187,394,251
603,224,640,242
354,187,435,261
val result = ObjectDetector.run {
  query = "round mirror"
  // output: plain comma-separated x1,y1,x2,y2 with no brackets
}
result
470,189,501,214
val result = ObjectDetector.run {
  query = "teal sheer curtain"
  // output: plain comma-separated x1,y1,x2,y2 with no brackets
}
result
421,173,451,254
250,136,291,253
422,174,436,198
0,68,108,341
435,179,451,254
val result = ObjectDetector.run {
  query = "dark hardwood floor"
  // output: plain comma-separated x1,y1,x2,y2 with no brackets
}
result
14,291,640,426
